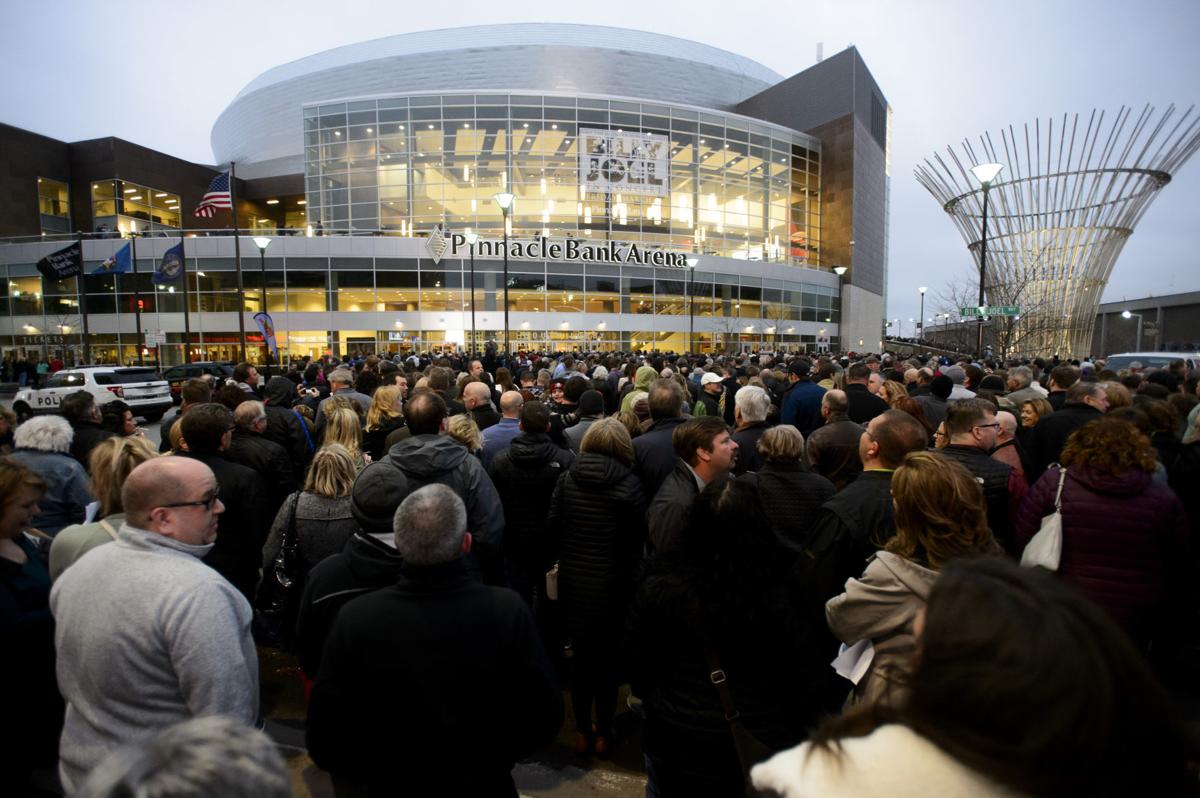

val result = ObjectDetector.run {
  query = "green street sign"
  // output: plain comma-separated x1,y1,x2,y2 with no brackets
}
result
959,305,1020,317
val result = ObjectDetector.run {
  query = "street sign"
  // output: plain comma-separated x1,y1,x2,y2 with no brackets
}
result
959,305,1020,317
144,331,167,347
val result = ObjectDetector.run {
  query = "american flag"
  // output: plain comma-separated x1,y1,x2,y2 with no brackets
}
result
193,171,232,218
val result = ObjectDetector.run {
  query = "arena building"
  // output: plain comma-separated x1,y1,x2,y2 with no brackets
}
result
0,24,892,363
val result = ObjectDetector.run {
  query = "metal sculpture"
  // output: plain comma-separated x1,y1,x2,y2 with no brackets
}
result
916,104,1200,357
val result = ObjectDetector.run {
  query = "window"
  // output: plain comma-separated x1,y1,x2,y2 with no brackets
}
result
38,177,70,233
91,180,181,235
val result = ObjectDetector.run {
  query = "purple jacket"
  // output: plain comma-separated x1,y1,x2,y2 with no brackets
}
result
1016,465,1188,636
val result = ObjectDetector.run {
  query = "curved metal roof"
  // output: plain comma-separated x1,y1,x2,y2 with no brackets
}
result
233,23,782,101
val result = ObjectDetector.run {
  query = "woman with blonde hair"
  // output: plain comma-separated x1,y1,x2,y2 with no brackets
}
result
258,443,360,639
49,436,158,580
322,406,367,467
826,452,999,707
881,380,909,408
446,413,483,456
362,385,405,462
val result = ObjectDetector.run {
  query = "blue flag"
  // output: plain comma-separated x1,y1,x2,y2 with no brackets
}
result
152,242,185,285
94,242,131,275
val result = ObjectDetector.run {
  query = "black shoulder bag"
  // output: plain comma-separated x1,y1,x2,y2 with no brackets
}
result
255,493,304,647
704,637,778,798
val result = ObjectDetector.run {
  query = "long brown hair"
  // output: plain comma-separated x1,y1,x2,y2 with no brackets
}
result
887,452,997,568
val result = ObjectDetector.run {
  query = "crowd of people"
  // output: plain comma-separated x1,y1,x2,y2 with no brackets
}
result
2,345,1199,796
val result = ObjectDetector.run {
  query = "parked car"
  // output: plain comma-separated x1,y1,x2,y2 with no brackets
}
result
161,361,234,403
1103,352,1199,372
13,366,172,422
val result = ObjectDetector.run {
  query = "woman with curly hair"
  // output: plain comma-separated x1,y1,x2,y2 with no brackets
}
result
1015,416,1188,646
826,452,1000,708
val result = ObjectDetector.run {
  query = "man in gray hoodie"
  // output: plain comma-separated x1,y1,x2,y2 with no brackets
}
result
50,457,259,795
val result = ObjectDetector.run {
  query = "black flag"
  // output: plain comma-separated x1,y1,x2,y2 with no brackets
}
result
36,241,83,280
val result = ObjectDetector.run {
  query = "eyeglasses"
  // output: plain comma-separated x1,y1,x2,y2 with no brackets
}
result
974,423,1001,431
160,487,221,512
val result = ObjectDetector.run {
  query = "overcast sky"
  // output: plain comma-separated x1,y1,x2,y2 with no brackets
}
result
2,0,1197,328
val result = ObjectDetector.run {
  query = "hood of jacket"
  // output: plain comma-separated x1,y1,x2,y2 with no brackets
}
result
570,451,633,487
634,365,658,391
508,432,564,466
1066,465,1153,497
263,376,296,406
829,551,938,644
387,433,467,477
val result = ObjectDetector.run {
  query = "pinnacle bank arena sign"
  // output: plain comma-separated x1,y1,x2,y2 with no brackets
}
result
443,233,690,268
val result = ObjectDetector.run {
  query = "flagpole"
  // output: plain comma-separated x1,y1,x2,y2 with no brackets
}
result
229,162,247,363
76,233,92,365
180,228,192,365
130,232,144,366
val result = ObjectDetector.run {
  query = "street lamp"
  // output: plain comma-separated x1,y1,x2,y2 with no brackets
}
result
918,286,928,341
1121,309,1144,350
686,256,699,354
253,236,272,375
969,163,1004,361
464,229,479,354
493,191,515,356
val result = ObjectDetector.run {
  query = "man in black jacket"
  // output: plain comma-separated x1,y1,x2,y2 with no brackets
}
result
648,416,738,554
225,401,296,522
307,485,562,797
843,362,890,425
60,391,115,471
463,380,501,431
1027,380,1109,480
937,399,1026,554
633,379,690,500
803,409,928,608
488,401,574,606
178,404,267,602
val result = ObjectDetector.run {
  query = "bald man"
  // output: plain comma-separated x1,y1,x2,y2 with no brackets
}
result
481,390,524,469
462,380,500,431
50,457,259,794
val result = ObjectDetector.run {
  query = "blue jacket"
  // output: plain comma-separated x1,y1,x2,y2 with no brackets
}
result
9,448,93,536
780,379,826,437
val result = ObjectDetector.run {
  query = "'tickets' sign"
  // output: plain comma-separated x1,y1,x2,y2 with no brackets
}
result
580,128,669,197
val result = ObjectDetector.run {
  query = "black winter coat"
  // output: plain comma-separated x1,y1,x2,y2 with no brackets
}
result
1026,403,1103,479
262,376,313,465
738,461,835,548
844,383,890,425
308,559,562,796
179,451,267,601
69,421,115,472
224,431,296,521
634,416,689,500
548,452,646,640
294,532,404,677
361,415,405,463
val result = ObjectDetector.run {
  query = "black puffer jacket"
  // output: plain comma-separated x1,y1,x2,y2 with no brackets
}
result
488,433,574,584
362,415,405,463
549,452,646,639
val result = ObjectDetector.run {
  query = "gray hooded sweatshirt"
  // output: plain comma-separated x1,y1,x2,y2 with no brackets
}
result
825,551,938,708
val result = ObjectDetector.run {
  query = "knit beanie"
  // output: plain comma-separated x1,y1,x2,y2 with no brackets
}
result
351,462,410,536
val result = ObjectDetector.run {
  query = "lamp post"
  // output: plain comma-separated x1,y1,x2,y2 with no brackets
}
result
686,256,699,354
253,236,271,375
493,191,515,356
1121,309,1144,351
969,163,1004,361
918,286,928,342
465,230,479,354
833,266,847,349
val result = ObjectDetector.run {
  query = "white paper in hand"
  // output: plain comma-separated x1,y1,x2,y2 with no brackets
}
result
832,639,875,685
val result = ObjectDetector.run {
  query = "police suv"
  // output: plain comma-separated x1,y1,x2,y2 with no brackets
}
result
13,366,172,423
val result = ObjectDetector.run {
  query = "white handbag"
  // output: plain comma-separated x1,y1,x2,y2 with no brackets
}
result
1020,466,1067,571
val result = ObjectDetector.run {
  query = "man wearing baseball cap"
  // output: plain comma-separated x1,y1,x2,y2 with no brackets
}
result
693,371,725,417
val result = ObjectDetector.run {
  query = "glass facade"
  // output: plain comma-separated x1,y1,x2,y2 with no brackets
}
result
0,254,838,363
304,93,821,266
91,179,182,235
